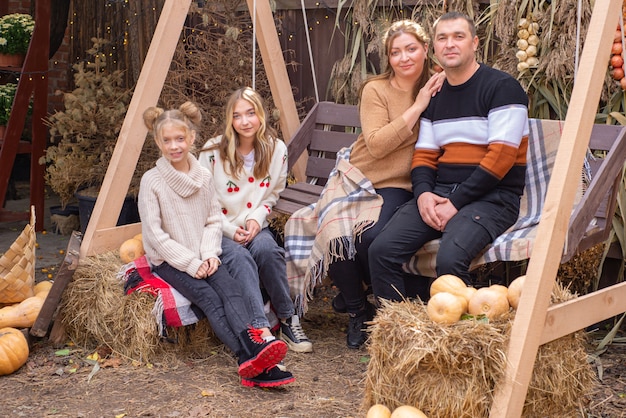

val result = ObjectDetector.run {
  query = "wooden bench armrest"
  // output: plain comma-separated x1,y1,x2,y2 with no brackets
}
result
563,125,626,261
286,103,319,172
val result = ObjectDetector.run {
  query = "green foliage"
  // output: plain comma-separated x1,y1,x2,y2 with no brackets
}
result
0,83,17,126
0,13,35,55
41,39,132,208
0,82,33,126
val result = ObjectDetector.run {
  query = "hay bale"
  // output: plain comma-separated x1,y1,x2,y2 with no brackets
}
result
59,252,220,363
364,282,595,417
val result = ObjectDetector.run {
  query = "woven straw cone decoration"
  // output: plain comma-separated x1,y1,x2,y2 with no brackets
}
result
0,207,36,303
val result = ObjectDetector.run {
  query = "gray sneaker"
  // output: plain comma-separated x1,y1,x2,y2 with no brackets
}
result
279,315,313,353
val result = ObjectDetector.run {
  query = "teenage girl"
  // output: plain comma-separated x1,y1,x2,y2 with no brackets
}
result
199,87,313,353
139,101,294,387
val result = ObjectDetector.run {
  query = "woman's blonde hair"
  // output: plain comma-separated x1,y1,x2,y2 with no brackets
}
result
212,87,277,179
143,101,202,151
360,19,431,101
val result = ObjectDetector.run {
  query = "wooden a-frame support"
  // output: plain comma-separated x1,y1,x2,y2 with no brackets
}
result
75,0,626,416
490,0,626,416
79,0,301,258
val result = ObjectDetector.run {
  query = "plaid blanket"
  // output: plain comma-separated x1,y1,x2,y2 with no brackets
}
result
118,255,202,336
285,147,383,316
285,119,576,312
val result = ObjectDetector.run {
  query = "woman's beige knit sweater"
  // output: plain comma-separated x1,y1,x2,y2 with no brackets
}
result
349,78,418,192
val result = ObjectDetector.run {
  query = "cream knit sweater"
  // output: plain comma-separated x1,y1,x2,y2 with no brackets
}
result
198,136,288,239
138,154,222,278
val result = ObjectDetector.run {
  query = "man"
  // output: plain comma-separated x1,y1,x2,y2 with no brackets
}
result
369,12,529,301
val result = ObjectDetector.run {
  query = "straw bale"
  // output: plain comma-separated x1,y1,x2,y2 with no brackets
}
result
59,252,220,363
364,282,595,417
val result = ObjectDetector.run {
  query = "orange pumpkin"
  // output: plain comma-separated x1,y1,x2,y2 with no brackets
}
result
119,238,145,264
507,275,526,310
426,292,466,324
490,284,509,296
390,405,428,418
468,287,510,319
367,404,392,418
0,327,29,375
430,274,476,305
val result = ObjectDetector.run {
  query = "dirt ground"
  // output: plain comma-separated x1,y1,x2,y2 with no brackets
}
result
1,284,625,418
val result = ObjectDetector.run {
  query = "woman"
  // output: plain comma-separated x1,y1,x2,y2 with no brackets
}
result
290,20,444,349
139,102,294,387
199,87,312,353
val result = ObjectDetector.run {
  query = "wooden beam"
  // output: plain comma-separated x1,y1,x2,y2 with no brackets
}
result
540,281,626,345
490,1,622,416
80,0,192,258
85,222,142,257
30,231,81,338
245,0,307,181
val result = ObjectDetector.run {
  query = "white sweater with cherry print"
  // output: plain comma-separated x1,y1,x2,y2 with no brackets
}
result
199,136,288,239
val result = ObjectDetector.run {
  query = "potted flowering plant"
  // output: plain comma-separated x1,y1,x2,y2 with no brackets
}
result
0,13,35,57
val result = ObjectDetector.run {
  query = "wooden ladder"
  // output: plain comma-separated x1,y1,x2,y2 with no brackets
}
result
0,1,50,231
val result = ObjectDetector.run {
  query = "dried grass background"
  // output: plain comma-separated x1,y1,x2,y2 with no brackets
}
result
157,0,307,150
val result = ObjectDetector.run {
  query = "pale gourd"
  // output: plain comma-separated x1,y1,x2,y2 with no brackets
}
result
0,327,29,376
119,238,145,264
507,275,526,310
0,295,45,329
490,284,509,296
468,287,510,319
426,292,466,324
390,405,428,418
430,274,476,306
367,404,392,418
33,281,53,297
133,233,143,242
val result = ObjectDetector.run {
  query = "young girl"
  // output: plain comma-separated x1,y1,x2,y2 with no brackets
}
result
139,101,294,387
199,88,312,353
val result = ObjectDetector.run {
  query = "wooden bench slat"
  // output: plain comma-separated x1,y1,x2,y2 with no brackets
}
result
285,182,325,195
314,102,360,127
279,185,324,203
274,197,316,215
310,130,358,153
305,156,336,180
589,124,624,149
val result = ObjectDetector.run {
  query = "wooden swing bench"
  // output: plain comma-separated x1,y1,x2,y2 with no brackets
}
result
275,101,626,267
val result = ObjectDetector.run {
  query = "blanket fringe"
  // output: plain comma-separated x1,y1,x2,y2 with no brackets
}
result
298,220,376,316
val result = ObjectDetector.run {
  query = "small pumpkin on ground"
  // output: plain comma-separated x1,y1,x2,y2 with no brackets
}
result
119,238,145,264
0,327,29,375
390,405,428,418
367,403,392,418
